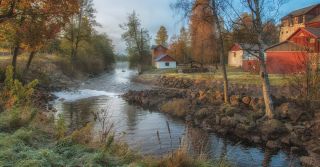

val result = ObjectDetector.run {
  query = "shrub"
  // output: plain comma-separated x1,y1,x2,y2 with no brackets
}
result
70,123,93,145
0,107,37,131
160,99,191,117
0,66,38,109
55,114,67,140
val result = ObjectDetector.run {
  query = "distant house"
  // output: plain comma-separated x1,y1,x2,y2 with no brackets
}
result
151,45,168,65
154,54,177,69
265,27,320,74
151,45,177,69
280,3,320,42
228,43,261,72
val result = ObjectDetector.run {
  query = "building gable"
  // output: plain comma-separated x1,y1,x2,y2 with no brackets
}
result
155,55,176,62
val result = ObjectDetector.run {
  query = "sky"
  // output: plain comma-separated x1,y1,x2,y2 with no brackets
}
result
93,0,319,54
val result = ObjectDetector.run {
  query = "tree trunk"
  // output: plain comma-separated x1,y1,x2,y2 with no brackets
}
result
12,43,20,79
253,0,275,119
24,51,36,75
260,61,274,119
212,0,229,104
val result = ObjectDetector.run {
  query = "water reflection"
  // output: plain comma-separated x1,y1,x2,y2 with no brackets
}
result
52,62,301,167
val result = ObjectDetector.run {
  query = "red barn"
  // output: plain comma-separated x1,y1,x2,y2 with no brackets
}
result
265,27,320,74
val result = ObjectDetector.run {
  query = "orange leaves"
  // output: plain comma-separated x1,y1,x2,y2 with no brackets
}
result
0,0,80,52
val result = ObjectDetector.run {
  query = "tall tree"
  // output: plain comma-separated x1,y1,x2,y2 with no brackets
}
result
64,0,96,66
120,11,151,74
190,0,218,65
173,0,230,104
232,12,279,46
155,26,169,46
168,27,192,64
211,0,229,104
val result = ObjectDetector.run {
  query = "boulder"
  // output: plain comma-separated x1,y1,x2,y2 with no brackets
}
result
300,156,320,167
195,108,210,119
230,95,240,106
242,96,252,105
266,140,281,149
233,113,248,124
220,116,237,128
260,119,287,140
275,102,305,122
250,98,264,111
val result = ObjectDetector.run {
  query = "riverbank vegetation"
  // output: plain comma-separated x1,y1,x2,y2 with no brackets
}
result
0,0,115,85
0,66,231,166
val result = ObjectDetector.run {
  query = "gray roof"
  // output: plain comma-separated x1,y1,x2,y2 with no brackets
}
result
305,27,320,37
308,15,320,23
265,41,306,52
282,4,320,20
239,43,259,51
238,43,267,51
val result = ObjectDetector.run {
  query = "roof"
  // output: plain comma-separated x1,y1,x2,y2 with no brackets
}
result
304,27,320,38
281,4,320,20
308,15,320,23
265,41,307,52
155,54,176,62
232,43,267,51
151,45,168,50
239,43,260,51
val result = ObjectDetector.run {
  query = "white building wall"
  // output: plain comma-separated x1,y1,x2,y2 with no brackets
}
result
228,50,243,67
155,61,176,69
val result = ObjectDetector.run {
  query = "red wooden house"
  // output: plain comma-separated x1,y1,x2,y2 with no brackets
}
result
265,27,320,74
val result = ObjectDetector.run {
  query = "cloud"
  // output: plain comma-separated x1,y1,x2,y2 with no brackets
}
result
94,0,185,54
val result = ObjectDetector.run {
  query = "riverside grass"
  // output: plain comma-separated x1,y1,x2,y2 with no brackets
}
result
0,109,232,167
137,67,290,86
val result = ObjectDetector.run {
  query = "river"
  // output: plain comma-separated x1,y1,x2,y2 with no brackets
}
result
52,62,301,167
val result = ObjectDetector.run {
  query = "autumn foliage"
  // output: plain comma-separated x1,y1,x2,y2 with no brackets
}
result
190,0,218,65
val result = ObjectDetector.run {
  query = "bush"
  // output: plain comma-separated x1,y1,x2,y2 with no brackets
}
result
0,66,38,109
160,99,191,117
55,114,67,140
70,123,93,145
0,107,37,132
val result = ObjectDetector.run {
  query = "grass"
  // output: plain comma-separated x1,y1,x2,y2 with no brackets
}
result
0,106,231,167
140,66,291,86
160,99,191,117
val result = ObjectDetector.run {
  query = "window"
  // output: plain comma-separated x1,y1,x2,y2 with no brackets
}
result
165,62,170,66
233,52,236,58
310,38,315,43
298,16,303,23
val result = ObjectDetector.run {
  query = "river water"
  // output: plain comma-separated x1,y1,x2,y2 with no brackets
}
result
52,62,301,167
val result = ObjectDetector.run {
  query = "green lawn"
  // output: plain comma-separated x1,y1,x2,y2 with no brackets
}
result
141,67,291,86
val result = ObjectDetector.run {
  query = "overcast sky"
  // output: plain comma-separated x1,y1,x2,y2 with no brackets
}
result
93,0,319,54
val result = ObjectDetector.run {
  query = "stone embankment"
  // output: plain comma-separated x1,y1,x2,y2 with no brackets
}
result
124,75,320,167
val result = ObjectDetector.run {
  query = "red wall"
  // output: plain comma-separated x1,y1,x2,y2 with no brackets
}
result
266,51,307,74
243,60,260,73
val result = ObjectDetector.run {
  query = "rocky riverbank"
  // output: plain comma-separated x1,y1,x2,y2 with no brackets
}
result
125,75,320,167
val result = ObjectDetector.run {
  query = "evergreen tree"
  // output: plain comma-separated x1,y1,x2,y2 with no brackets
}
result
155,26,168,46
